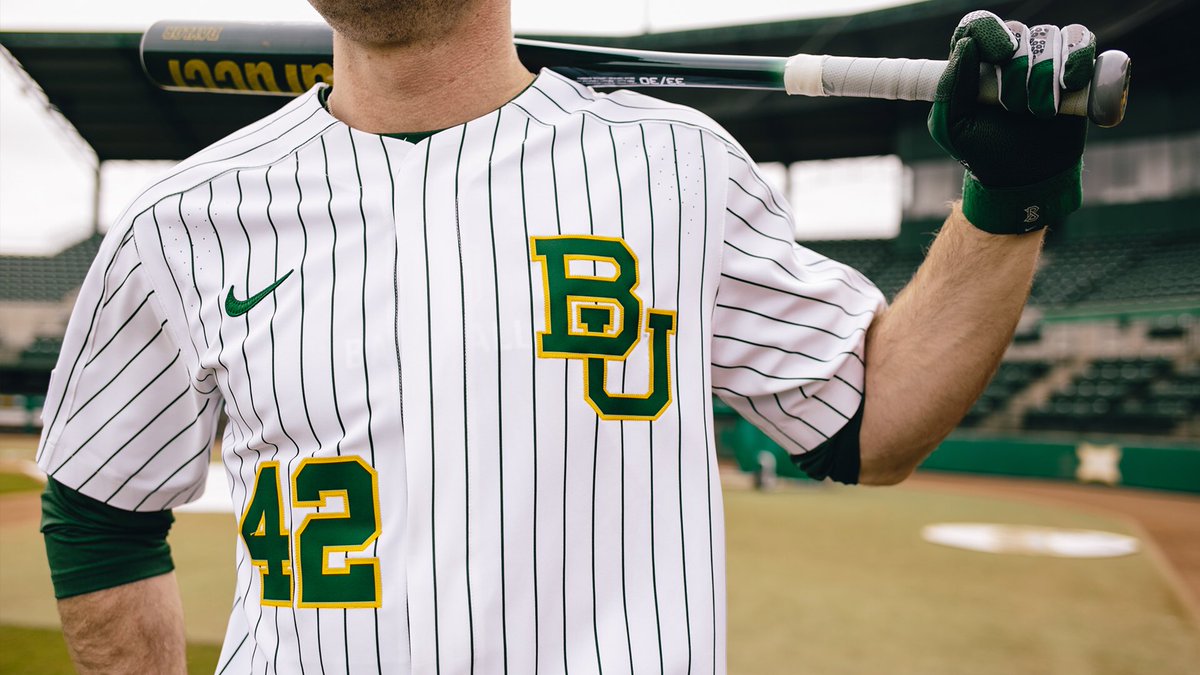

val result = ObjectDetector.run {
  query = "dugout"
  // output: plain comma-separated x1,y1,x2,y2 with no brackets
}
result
2,0,1196,244
2,0,1198,488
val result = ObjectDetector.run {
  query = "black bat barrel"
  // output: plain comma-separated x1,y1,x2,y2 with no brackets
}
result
141,20,334,96
514,39,785,90
141,20,788,96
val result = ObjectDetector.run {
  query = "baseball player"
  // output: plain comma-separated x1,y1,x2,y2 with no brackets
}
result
37,3,1094,673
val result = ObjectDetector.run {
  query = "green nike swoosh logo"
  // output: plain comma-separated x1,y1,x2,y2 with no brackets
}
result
225,270,294,317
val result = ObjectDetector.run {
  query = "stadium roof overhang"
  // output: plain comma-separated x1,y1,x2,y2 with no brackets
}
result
0,0,1189,163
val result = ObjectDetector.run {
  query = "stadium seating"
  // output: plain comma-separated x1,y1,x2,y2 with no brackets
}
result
1146,314,1193,340
1025,358,1194,435
1083,237,1200,304
800,232,1197,439
0,234,103,302
959,361,1051,428
1028,236,1144,307
802,239,921,300
806,233,1199,309
18,336,63,369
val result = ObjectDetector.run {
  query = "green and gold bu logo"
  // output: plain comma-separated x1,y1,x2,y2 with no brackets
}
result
531,235,676,421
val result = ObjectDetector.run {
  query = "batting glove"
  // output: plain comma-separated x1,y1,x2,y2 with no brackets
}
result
928,11,1096,234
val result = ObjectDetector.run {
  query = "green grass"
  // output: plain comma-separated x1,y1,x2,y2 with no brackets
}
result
725,484,1200,675
0,624,221,674
0,473,41,495
0,432,43,495
2,480,1199,674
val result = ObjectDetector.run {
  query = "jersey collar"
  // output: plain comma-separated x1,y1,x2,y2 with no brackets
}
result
308,68,598,145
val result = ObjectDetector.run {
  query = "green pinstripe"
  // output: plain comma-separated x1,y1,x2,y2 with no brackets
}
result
451,122,478,672
419,139,442,674
346,127,385,673
485,108,512,673
638,125,666,674
516,117,542,668
606,125,636,672
668,126,693,672
578,114,605,674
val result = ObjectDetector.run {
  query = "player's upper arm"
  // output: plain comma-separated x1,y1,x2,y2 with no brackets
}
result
711,148,886,480
36,220,222,512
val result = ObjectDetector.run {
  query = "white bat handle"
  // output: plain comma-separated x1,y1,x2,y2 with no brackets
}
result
783,54,1090,118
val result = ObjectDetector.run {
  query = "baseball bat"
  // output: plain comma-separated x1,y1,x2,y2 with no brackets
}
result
140,20,1130,127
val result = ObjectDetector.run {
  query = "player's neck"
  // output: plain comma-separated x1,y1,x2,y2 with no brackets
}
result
326,5,534,134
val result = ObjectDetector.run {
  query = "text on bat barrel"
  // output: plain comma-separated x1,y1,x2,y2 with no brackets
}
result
166,59,334,94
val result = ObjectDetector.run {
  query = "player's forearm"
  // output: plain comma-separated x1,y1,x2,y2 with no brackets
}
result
57,571,187,674
857,202,1044,484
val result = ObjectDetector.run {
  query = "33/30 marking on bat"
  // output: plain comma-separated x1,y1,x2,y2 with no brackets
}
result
638,76,686,86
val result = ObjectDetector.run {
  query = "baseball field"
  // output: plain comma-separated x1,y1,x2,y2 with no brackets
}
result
1,434,1198,674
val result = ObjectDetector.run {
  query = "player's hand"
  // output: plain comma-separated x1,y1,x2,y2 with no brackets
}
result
927,11,1096,234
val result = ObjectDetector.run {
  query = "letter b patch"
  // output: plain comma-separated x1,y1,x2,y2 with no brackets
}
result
531,236,676,421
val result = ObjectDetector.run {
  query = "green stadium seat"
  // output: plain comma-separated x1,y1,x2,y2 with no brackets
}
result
1026,356,1195,435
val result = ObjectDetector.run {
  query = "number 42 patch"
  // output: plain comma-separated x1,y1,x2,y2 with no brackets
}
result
239,456,382,609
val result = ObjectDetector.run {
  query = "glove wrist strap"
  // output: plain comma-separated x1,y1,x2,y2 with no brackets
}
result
961,161,1083,234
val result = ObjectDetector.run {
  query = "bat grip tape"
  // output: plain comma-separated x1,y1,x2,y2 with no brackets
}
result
786,55,944,101
785,54,1091,117
783,54,828,97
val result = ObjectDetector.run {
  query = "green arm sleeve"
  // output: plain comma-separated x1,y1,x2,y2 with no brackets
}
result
40,478,175,600
792,401,863,485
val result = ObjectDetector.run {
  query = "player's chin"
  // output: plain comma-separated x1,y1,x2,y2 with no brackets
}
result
307,0,475,46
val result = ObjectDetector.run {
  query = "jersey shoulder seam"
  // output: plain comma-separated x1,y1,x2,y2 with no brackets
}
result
113,93,335,231
520,82,745,155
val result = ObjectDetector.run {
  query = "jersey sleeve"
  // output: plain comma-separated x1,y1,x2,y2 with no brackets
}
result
36,222,223,512
711,148,887,458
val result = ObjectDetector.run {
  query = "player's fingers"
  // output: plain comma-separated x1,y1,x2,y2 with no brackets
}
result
998,20,1031,114
1027,24,1062,118
928,36,979,158
953,10,1017,64
937,36,981,111
1060,24,1096,91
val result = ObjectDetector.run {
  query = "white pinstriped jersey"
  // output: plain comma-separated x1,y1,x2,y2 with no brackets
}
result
37,69,883,674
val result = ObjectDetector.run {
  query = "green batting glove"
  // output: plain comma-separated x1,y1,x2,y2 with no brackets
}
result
928,11,1097,234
